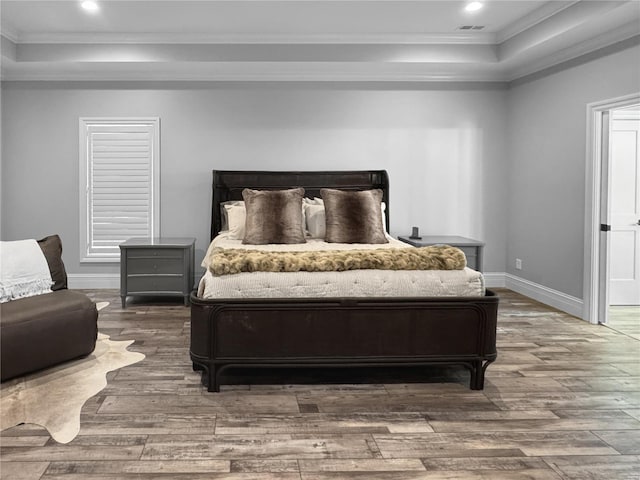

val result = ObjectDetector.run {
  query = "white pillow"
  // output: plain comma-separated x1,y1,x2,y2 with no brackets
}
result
220,200,243,231
224,203,247,240
305,203,327,239
302,198,321,236
304,201,388,239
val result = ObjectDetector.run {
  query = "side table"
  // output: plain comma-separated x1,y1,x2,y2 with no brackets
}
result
120,237,195,308
398,235,485,272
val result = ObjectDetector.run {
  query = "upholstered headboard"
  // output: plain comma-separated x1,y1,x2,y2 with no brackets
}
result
210,170,390,240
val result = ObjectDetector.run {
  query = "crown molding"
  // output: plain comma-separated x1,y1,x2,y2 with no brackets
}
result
498,0,631,63
13,42,497,64
2,1,637,84
3,30,638,84
507,24,640,82
0,64,506,83
0,73,504,82
496,1,577,43
11,32,497,45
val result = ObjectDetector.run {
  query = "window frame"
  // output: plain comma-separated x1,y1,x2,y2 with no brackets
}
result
79,117,160,263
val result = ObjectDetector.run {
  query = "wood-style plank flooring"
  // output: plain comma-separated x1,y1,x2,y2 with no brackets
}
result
1,288,639,479
609,306,640,341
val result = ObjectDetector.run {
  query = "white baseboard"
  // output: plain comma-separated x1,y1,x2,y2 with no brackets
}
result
68,274,120,289
504,273,584,319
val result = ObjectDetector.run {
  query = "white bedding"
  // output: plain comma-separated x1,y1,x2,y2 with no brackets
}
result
197,232,485,299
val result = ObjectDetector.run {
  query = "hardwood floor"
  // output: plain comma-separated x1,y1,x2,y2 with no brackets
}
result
608,306,640,341
1,288,639,479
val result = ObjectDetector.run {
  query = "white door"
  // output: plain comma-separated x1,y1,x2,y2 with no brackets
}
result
609,113,640,305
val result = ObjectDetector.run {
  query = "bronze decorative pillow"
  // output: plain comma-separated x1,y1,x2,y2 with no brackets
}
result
321,189,389,244
242,188,307,245
37,234,68,290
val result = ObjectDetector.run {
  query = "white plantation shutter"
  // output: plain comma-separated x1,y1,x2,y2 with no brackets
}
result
80,118,160,262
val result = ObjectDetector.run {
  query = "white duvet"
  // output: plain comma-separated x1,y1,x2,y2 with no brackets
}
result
197,232,485,299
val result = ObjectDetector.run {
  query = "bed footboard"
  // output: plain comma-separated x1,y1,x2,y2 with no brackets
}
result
190,290,498,392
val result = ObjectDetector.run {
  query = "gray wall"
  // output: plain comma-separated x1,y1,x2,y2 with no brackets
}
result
506,45,640,299
1,83,508,276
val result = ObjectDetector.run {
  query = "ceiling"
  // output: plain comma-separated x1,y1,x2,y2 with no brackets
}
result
1,0,639,82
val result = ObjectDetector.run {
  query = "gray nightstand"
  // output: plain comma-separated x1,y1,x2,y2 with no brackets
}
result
398,235,485,272
120,237,195,308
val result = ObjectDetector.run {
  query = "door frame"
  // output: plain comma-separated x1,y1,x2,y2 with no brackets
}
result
583,92,640,324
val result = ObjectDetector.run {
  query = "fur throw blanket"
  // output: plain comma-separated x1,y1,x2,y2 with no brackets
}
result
207,245,466,276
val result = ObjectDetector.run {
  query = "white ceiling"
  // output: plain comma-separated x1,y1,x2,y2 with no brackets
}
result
1,0,639,82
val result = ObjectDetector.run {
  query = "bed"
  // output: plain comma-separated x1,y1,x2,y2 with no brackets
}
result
190,170,498,392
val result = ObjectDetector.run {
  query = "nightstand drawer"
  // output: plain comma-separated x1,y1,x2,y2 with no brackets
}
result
464,255,478,270
127,257,184,275
127,248,184,259
457,246,477,258
126,275,185,293
457,247,477,270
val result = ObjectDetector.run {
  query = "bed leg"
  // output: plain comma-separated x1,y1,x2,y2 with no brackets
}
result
470,359,495,390
470,361,485,390
192,362,219,392
208,365,219,393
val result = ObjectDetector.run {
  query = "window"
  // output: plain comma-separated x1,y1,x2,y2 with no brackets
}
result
79,118,160,262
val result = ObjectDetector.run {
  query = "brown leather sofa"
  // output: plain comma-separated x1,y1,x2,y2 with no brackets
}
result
0,235,98,382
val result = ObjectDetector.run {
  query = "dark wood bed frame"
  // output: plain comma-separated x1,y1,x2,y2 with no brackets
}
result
190,170,498,392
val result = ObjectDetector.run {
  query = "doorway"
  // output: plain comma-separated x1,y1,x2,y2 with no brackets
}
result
584,93,640,326
607,105,640,336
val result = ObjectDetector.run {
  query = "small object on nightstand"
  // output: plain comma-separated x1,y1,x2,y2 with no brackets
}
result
398,235,485,272
120,237,195,308
409,226,422,240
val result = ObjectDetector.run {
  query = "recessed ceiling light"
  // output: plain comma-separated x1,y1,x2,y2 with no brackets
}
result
465,2,483,13
81,0,99,12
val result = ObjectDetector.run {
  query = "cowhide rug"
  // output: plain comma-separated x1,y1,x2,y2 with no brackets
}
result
0,302,145,443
